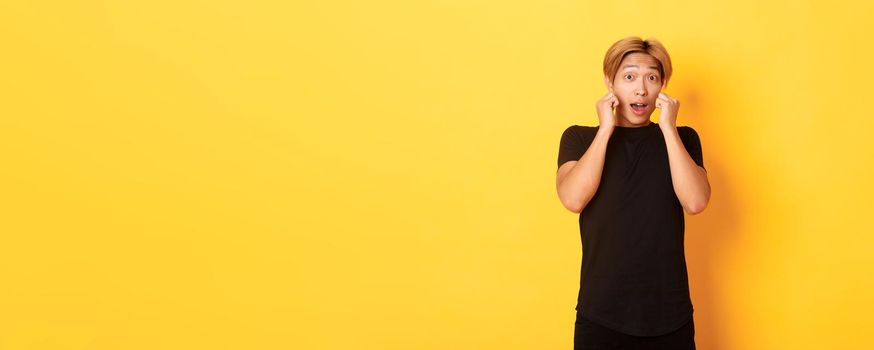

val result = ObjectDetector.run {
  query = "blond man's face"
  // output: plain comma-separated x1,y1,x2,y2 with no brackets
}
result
605,52,665,125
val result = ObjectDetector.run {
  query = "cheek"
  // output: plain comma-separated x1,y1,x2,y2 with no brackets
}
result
613,88,631,102
615,96,629,105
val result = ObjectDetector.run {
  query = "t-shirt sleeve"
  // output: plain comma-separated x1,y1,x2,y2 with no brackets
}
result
557,125,595,170
680,126,705,170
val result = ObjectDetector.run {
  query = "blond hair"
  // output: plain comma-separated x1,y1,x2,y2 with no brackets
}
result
603,36,673,87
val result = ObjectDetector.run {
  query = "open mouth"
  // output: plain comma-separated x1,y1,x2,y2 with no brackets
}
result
630,103,648,114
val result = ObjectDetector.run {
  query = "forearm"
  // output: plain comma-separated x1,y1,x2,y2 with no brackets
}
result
558,126,614,212
661,126,711,214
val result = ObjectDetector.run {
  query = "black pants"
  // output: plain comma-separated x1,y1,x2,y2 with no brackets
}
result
574,312,696,350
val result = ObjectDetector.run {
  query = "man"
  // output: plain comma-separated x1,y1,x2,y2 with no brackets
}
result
556,36,711,349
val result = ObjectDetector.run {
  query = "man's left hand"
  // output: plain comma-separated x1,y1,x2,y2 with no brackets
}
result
655,92,679,129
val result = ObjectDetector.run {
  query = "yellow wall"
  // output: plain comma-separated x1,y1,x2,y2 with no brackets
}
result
1,1,872,349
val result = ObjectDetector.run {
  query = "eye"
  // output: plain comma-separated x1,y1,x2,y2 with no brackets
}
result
648,75,658,81
624,74,633,80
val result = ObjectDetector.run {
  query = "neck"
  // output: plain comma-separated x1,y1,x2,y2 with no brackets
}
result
615,113,653,128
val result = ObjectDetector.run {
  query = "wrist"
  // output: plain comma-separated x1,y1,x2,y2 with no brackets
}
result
659,123,677,133
598,124,615,134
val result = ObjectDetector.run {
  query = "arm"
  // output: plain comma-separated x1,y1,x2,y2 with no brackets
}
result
661,126,711,214
556,125,614,213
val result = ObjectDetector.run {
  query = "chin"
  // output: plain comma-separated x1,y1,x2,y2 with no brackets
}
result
624,110,653,123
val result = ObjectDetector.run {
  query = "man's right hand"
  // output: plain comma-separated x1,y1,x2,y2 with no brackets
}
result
596,91,619,130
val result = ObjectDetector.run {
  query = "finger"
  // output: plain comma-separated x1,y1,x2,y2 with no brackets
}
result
661,92,677,103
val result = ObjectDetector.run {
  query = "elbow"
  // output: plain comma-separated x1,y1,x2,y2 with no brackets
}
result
567,204,583,214
682,186,711,215
558,194,584,214
563,198,583,214
684,201,708,215
556,182,594,214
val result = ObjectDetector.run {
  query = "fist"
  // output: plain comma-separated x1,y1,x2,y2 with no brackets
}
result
655,92,679,128
596,91,619,129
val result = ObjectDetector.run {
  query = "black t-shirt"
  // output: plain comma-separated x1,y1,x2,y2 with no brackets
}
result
557,122,705,337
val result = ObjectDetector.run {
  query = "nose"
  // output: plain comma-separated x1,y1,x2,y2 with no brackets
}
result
635,83,646,96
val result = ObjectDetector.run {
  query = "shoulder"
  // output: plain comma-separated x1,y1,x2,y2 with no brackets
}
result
562,125,597,138
677,125,697,132
677,125,701,138
560,125,598,147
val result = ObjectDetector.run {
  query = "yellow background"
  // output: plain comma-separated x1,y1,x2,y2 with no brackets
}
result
1,0,872,349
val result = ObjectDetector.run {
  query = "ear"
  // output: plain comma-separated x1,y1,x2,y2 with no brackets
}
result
604,75,613,93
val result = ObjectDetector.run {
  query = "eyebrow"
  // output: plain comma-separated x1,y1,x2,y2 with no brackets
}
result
623,64,660,71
